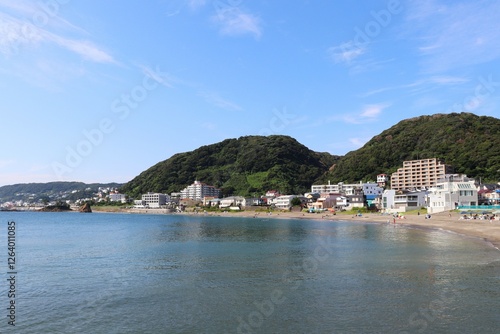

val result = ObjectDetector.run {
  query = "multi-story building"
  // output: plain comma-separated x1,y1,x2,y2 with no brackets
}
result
274,195,298,210
382,189,427,212
390,158,454,191
312,182,381,197
109,193,127,203
141,192,170,208
219,196,246,208
311,181,366,195
377,174,388,187
426,174,477,213
180,180,221,201
311,182,340,194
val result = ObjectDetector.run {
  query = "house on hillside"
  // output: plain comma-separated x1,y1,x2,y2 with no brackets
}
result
109,193,127,203
377,174,388,188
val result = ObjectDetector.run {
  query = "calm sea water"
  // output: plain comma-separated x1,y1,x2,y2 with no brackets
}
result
0,212,499,333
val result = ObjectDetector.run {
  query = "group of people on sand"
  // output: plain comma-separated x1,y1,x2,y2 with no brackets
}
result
460,213,498,221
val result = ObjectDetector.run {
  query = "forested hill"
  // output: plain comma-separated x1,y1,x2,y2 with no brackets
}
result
317,112,500,184
121,135,341,198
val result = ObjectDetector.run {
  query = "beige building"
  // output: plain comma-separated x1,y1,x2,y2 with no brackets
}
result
180,180,221,200
390,158,453,191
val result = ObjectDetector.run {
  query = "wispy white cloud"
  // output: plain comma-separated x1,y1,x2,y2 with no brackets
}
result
349,58,395,74
199,91,243,111
360,104,385,118
328,42,366,64
404,0,500,72
361,75,469,97
0,1,115,63
342,103,391,124
212,8,262,39
52,36,115,64
188,0,207,10
138,65,176,88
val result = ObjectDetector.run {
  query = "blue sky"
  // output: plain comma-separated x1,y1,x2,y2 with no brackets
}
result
1,0,500,186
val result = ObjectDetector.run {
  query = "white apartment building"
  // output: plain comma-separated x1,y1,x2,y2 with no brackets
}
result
109,193,127,203
311,182,340,194
377,174,388,187
311,182,365,196
180,180,221,200
274,195,297,210
219,196,246,208
142,192,170,208
391,158,454,191
382,189,427,213
426,174,477,214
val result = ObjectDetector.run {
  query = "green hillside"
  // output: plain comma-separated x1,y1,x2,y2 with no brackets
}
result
317,112,500,184
121,135,340,198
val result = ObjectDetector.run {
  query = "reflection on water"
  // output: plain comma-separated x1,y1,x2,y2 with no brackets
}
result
2,212,499,333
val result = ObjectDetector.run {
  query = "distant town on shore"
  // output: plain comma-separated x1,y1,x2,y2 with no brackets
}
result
2,157,499,217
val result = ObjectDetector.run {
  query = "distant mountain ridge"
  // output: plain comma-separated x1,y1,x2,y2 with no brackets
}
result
121,135,341,198
0,182,123,203
318,112,500,183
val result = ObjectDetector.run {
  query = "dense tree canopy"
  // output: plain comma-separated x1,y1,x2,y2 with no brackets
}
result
121,135,340,198
317,113,500,184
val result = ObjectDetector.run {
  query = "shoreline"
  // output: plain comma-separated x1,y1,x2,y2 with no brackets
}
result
89,207,500,251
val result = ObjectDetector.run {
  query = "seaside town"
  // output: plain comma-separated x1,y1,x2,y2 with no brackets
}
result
3,158,500,219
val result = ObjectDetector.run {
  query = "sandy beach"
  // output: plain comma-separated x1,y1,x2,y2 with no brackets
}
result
91,206,500,251
221,210,500,250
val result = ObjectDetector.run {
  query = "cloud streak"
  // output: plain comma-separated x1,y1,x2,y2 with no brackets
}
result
343,103,391,124
199,91,243,111
404,0,500,72
0,1,115,63
212,7,262,38
328,42,366,64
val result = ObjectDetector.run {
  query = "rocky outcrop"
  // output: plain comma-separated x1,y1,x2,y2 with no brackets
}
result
39,204,72,212
79,203,92,213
